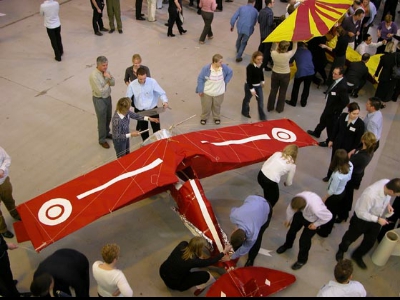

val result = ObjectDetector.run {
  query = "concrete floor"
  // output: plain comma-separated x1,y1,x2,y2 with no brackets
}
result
0,0,399,297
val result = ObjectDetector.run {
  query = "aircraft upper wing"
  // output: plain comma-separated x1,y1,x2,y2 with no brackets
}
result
14,119,317,252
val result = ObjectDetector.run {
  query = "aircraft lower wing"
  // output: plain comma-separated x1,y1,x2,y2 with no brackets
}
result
14,119,317,252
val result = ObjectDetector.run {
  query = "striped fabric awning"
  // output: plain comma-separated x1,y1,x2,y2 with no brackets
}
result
265,0,353,42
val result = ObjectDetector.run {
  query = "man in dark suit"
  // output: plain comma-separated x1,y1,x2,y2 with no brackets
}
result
30,249,90,297
307,66,350,147
346,53,370,98
375,52,398,102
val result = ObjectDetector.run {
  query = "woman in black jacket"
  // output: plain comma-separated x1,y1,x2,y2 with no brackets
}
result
335,131,377,223
323,102,364,182
159,236,231,296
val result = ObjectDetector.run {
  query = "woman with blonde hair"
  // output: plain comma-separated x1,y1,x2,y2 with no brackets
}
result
92,243,133,297
267,40,298,113
159,236,231,296
257,144,298,207
111,97,159,158
335,131,376,223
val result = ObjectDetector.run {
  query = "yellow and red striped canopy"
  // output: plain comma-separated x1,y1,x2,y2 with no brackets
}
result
265,0,353,42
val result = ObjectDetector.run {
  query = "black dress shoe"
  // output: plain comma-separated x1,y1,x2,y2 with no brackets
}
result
285,100,296,107
291,261,306,270
336,250,344,262
164,22,169,26
1,230,14,238
276,245,289,254
351,254,367,269
244,258,254,267
109,29,115,33
141,13,145,16
95,31,103,36
179,29,187,34
118,30,123,34
167,33,176,37
307,130,320,138
334,217,347,224
322,176,329,182
318,141,328,147
100,27,109,31
136,17,146,20
236,57,243,62
241,113,251,118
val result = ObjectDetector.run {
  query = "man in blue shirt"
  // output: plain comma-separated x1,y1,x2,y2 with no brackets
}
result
230,0,259,62
126,67,169,141
229,195,272,267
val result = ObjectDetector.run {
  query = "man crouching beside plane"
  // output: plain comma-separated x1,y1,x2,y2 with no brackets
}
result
229,195,273,267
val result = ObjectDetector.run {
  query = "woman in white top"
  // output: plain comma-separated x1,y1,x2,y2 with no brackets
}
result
92,243,133,297
267,41,297,113
257,144,298,207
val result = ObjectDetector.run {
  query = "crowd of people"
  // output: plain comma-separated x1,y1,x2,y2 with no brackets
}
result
1,0,399,297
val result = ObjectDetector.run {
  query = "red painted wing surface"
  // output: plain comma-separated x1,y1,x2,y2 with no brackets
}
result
14,119,317,251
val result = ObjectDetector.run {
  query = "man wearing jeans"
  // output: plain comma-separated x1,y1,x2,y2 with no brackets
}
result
89,56,115,149
230,0,258,62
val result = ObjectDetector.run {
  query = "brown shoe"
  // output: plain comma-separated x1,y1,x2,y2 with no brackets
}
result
99,142,110,149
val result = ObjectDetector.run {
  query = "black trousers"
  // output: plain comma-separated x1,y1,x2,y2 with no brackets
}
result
136,0,143,19
46,26,63,60
290,75,313,106
318,191,345,237
134,107,161,141
257,171,279,207
167,8,183,35
314,111,339,143
282,211,318,263
258,41,272,70
338,213,381,258
92,8,104,33
247,200,273,262
0,250,20,297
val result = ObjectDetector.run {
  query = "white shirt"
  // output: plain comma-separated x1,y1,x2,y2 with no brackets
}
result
260,152,296,185
354,179,391,223
356,41,383,56
285,191,332,228
317,280,367,297
0,147,11,185
40,0,61,29
92,261,133,297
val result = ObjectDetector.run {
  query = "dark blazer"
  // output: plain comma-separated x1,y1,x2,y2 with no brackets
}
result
349,148,373,188
330,113,365,152
324,78,350,116
33,249,90,297
375,52,398,82
345,61,368,86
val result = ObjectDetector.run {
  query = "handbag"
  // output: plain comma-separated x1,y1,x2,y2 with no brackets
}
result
392,53,400,79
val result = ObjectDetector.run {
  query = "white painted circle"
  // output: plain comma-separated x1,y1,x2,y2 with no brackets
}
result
38,198,72,226
271,128,296,142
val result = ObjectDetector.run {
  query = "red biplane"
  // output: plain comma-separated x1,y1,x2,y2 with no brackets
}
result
14,119,316,296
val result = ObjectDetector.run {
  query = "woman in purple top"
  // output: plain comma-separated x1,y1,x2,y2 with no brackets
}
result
376,14,398,54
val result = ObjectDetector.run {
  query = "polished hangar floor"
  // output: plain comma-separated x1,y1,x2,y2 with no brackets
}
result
0,0,399,297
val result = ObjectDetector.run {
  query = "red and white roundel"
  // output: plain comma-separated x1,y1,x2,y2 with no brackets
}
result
38,198,72,226
271,128,296,142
